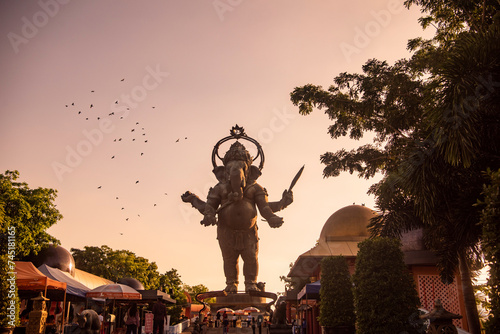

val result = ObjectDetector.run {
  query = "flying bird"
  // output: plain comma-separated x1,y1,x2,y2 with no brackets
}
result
78,111,81,114
136,122,139,125
90,104,93,108
111,156,115,159
132,139,135,141
141,153,144,156
91,90,94,92
72,103,74,106
121,78,125,81
144,140,148,143
97,186,102,189
118,138,122,141
121,207,124,210
116,197,119,199
135,180,139,184
175,139,179,142
131,129,135,132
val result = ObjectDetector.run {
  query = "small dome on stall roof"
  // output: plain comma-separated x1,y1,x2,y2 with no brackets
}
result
118,277,145,290
32,244,76,276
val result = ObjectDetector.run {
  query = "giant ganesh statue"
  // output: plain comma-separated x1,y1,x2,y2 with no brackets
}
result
181,125,298,293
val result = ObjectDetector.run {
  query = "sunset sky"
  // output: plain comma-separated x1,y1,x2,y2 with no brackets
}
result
0,1,433,293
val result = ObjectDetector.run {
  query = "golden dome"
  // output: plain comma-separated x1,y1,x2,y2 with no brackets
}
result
319,205,377,243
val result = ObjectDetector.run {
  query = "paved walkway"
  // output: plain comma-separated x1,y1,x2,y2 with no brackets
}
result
184,326,268,334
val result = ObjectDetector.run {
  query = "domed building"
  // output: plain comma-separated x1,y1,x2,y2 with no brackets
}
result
288,205,376,279
286,205,468,334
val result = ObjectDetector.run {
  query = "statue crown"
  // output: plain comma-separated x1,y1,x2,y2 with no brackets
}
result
223,142,252,166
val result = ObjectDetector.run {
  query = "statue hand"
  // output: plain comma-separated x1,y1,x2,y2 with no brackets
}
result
268,216,283,228
281,190,293,208
181,191,198,203
201,215,216,226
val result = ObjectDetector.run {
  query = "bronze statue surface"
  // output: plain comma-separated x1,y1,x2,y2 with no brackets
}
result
182,125,298,293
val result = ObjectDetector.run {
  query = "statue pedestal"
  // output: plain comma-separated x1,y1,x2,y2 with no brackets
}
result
212,293,267,311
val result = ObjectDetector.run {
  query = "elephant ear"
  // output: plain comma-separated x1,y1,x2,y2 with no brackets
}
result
248,165,262,183
212,166,226,182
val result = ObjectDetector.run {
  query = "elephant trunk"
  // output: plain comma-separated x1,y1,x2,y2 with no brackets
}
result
229,166,245,201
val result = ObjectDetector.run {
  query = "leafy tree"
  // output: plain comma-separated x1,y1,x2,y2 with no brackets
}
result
71,245,161,289
352,237,420,334
318,256,355,331
0,170,62,258
290,3,500,333
183,284,214,304
159,269,188,325
280,262,310,293
0,198,19,328
478,168,500,334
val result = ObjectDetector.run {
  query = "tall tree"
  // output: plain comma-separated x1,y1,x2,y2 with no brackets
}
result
71,245,161,289
478,168,500,334
0,170,62,258
290,3,500,333
159,269,188,325
183,284,214,304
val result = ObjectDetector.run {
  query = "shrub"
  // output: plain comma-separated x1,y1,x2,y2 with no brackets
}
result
352,237,420,334
319,256,355,328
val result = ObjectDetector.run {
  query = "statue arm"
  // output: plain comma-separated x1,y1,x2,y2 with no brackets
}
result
181,191,206,214
268,189,293,212
254,185,284,228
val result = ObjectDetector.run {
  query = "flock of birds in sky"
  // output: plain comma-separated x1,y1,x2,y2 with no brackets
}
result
64,78,189,233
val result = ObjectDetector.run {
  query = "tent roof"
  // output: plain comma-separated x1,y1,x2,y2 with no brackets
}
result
15,262,66,291
73,268,114,290
37,264,89,299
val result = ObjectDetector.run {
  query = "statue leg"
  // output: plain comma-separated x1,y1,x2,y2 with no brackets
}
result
241,234,259,292
218,238,239,293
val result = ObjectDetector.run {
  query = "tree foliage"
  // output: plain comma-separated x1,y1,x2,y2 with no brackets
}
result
0,170,62,258
352,238,420,334
318,256,355,329
280,262,311,293
290,3,500,333
478,168,500,334
71,245,160,289
159,268,188,325
183,283,214,304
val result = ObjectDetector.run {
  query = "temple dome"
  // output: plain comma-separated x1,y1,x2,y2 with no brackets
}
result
288,205,378,277
319,205,377,243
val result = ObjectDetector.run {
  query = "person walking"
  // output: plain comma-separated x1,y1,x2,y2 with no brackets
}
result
152,298,168,334
125,303,140,334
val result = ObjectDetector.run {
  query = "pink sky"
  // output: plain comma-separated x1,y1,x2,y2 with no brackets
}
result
0,1,433,293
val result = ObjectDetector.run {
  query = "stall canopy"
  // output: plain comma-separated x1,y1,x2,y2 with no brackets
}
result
73,268,114,290
297,280,321,300
15,261,67,293
37,264,90,299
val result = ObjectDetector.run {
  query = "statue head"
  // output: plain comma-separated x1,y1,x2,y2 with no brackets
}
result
223,142,252,167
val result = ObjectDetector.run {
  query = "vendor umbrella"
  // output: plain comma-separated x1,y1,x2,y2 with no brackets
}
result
86,284,142,299
234,309,246,315
243,306,260,313
217,307,234,314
